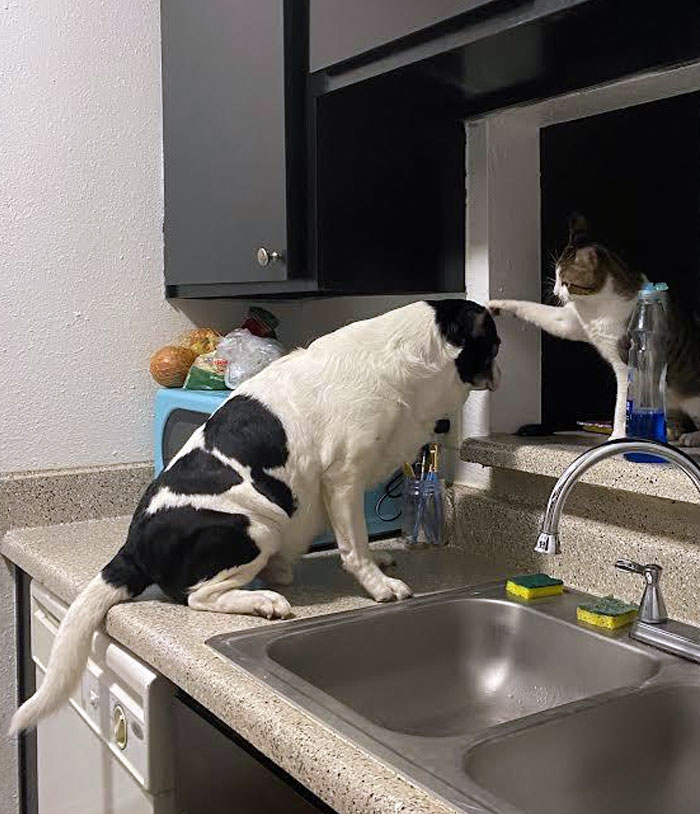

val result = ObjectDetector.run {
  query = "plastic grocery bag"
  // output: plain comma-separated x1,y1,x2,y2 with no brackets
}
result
217,329,285,389
183,349,228,390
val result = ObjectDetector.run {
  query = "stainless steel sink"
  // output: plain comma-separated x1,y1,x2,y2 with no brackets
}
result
265,595,656,736
466,684,700,814
208,582,698,813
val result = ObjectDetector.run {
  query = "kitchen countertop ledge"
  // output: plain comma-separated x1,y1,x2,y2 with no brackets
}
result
462,433,700,504
2,517,507,814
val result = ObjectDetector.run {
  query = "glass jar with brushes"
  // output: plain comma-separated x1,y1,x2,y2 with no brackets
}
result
401,442,445,546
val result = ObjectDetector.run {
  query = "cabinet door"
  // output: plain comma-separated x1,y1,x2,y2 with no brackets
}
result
173,699,326,813
312,74,466,294
162,0,288,288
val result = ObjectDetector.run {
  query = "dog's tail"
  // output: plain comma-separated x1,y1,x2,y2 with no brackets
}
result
9,550,149,734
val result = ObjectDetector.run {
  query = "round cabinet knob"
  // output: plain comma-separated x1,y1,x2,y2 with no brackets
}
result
256,247,282,267
112,704,128,750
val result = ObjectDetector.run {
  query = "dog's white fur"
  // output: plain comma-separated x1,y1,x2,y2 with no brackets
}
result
11,301,495,734
175,300,486,609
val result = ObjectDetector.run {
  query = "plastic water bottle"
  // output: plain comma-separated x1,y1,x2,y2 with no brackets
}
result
625,282,669,463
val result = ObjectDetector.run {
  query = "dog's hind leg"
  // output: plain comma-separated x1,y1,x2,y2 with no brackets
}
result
188,584,291,618
187,550,291,619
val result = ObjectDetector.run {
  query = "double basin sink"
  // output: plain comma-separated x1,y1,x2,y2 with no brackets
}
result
208,582,700,814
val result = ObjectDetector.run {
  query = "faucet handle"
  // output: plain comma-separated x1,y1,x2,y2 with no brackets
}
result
614,559,660,578
614,559,667,624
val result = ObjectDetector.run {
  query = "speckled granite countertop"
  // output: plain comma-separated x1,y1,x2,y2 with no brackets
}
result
461,433,700,503
2,518,507,814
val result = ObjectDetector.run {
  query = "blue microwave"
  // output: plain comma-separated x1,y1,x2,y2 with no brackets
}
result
153,388,402,545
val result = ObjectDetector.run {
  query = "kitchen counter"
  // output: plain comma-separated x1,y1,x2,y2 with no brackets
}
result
2,517,508,814
461,433,700,504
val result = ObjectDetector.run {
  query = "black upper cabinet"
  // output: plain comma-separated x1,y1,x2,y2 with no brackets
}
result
162,0,308,297
311,75,466,295
161,0,700,299
309,0,495,72
161,0,468,299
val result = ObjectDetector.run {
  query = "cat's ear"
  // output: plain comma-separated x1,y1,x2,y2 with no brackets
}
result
568,213,589,246
575,246,597,270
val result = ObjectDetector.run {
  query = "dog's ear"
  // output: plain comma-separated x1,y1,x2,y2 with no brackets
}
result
428,299,490,347
428,299,500,387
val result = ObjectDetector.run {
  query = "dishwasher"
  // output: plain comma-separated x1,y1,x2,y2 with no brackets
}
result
30,581,176,814
27,580,329,814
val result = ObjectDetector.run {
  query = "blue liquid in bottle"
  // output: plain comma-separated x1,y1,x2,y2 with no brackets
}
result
625,403,667,463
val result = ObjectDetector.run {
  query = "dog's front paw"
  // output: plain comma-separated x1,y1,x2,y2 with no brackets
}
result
372,550,396,569
260,557,294,586
369,576,412,603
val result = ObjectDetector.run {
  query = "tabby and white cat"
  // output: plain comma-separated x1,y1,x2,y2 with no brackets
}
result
489,215,700,446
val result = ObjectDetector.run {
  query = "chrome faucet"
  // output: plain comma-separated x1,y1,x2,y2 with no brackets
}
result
535,438,700,555
536,438,700,663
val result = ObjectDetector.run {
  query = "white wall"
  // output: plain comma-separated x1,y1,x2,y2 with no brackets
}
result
0,0,447,475
0,0,209,474
453,115,542,486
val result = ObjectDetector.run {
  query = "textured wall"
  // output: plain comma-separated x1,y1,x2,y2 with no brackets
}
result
0,0,198,475
0,0,464,478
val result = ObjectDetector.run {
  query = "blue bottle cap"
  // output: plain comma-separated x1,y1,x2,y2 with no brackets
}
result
654,282,669,291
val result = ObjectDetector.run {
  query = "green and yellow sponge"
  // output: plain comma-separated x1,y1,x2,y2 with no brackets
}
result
577,595,637,630
506,573,564,600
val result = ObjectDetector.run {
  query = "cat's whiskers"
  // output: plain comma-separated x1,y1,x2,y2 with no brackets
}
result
543,272,561,306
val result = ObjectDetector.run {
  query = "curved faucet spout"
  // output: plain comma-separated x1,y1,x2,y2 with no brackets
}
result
535,439,700,555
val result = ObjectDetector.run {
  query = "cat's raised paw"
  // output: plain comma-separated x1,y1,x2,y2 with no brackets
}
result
487,299,506,316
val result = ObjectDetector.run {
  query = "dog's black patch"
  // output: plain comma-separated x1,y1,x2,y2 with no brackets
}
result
247,471,296,517
103,487,260,603
160,448,243,495
428,299,500,385
203,395,296,516
102,395,294,603
430,299,480,347
101,526,154,598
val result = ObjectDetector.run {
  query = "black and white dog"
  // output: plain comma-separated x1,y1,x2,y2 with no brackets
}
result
11,299,500,733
